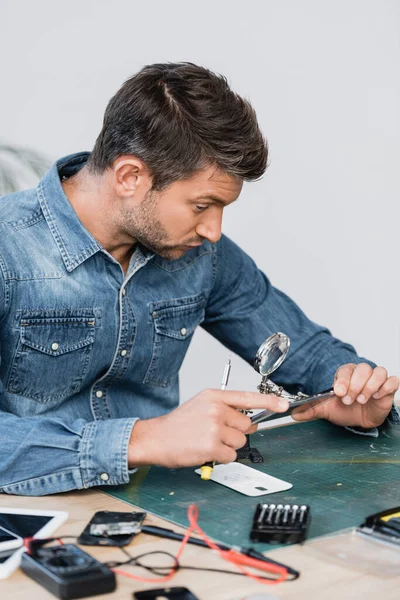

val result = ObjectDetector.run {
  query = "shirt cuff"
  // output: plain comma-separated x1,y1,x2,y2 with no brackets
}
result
388,402,400,425
344,424,379,438
79,417,137,488
344,402,400,438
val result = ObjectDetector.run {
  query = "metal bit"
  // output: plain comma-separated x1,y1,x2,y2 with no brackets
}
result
282,504,291,524
291,504,299,523
298,505,308,523
267,504,276,524
257,504,268,524
274,504,284,524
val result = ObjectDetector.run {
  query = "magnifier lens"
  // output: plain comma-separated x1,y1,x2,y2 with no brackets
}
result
255,332,290,377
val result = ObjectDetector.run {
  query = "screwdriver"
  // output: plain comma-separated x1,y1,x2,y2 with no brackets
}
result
200,358,231,480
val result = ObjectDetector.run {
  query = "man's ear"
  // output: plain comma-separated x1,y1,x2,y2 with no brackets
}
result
112,156,152,202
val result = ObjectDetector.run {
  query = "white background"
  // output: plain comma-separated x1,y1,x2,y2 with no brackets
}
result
1,0,399,399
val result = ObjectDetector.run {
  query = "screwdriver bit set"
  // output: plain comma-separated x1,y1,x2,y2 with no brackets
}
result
250,503,311,544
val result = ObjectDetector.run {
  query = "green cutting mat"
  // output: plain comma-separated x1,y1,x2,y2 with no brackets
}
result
105,420,400,551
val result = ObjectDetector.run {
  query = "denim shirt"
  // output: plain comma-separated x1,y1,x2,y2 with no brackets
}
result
0,153,398,496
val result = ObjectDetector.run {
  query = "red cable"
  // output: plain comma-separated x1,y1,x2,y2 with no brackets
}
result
186,504,287,585
113,503,289,586
23,537,35,554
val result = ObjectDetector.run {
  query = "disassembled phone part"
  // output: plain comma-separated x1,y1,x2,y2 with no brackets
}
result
78,511,146,547
89,511,146,537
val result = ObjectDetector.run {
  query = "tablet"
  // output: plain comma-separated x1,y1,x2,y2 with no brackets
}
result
0,526,22,552
0,507,68,579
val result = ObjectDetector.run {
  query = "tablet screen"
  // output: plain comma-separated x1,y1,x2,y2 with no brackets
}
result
0,513,52,538
0,528,20,544
0,513,54,564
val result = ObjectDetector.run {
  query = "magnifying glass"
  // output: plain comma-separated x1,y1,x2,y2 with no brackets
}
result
251,332,335,425
253,332,290,377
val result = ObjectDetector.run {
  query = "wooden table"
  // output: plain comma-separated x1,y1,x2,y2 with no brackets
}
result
2,488,399,600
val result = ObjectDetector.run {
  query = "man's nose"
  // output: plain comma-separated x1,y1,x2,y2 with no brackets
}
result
196,211,222,244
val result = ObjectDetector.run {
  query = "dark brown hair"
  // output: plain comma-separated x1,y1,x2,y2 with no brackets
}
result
88,62,268,189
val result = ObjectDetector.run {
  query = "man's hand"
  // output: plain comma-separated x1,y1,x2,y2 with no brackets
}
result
127,390,289,469
292,363,399,429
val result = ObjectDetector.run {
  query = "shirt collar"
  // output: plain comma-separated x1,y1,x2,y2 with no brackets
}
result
37,152,104,272
37,152,155,274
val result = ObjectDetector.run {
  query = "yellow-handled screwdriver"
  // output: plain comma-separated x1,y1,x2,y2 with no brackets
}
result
200,357,232,480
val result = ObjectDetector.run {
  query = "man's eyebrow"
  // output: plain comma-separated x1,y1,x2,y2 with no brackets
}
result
191,195,227,206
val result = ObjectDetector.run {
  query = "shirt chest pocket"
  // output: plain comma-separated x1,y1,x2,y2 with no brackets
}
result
7,311,96,403
143,295,206,387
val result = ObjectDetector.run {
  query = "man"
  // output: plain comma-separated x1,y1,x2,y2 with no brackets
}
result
0,63,398,496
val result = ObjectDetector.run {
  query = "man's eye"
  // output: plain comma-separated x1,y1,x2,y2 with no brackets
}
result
195,205,208,213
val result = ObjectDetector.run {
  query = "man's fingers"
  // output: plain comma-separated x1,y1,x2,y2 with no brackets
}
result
334,363,373,405
224,408,253,432
291,409,312,422
343,363,375,405
373,375,400,400
333,363,356,396
219,390,289,413
225,412,259,434
356,366,388,403
216,445,238,465
291,403,323,422
220,426,247,450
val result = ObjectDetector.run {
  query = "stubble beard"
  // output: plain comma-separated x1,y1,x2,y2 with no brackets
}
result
122,190,186,260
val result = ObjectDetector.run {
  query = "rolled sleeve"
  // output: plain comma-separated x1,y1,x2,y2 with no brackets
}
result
80,417,137,488
0,414,138,496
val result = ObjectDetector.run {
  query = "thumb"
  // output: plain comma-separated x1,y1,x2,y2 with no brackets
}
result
291,402,326,422
291,407,314,422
